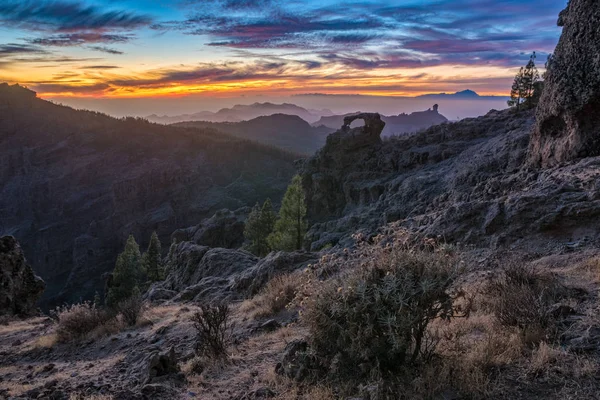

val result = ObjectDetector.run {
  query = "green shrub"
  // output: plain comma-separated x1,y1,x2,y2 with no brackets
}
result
303,248,462,382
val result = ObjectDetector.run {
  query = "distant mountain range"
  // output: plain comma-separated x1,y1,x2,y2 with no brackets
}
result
147,102,334,125
313,105,448,136
417,89,505,100
174,114,335,155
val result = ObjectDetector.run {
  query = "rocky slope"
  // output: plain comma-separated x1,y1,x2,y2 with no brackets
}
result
300,106,600,253
0,84,297,306
0,236,45,316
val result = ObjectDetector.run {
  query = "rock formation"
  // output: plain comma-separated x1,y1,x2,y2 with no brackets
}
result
0,235,45,316
312,106,448,136
300,113,386,221
529,0,600,167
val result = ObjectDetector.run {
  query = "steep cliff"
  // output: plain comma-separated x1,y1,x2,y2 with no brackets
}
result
0,84,297,306
529,0,600,167
0,236,45,316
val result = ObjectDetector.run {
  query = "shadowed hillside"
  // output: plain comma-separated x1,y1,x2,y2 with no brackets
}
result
174,114,335,155
0,83,298,306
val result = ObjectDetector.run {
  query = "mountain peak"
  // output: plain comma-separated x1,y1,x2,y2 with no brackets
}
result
455,89,479,97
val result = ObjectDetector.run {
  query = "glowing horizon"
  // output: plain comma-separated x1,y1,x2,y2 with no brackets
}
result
0,0,566,104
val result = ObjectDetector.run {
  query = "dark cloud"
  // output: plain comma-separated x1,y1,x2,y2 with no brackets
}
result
0,0,152,32
27,33,131,47
87,46,124,55
79,65,120,70
109,61,292,87
0,43,47,56
30,82,110,93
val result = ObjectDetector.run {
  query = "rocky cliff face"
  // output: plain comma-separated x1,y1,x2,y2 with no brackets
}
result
0,84,297,306
301,107,600,252
529,0,600,167
0,236,45,316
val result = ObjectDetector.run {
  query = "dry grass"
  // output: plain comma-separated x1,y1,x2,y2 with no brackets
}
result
240,273,303,319
33,333,58,349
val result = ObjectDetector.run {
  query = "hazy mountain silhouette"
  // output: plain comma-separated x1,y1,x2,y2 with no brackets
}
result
146,102,333,124
174,114,335,155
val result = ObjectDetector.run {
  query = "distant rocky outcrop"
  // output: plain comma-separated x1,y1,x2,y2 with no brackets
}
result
300,113,386,221
529,0,600,167
0,83,296,306
0,236,45,316
312,106,448,136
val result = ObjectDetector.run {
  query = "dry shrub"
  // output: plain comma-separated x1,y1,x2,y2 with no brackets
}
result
117,291,145,326
485,262,564,343
191,302,232,359
54,302,114,342
528,341,564,375
302,235,466,386
242,273,303,319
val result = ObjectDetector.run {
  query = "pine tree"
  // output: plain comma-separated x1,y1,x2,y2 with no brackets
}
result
93,291,102,308
521,52,540,109
143,231,163,282
508,52,541,111
268,175,307,251
508,68,524,111
106,235,144,308
244,199,277,256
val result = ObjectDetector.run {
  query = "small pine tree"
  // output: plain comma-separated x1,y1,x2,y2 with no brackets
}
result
508,52,541,111
508,68,524,111
106,235,144,308
244,199,277,257
268,175,307,251
144,231,163,282
93,291,102,308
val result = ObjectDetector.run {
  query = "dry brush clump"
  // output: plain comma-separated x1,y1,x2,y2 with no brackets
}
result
484,260,565,344
116,289,145,326
53,302,116,343
241,272,303,319
191,302,232,359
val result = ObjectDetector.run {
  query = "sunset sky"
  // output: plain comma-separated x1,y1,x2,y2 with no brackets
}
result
0,0,566,105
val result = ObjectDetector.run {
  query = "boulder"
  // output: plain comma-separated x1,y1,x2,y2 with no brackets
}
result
130,347,182,385
171,207,250,248
529,0,600,167
0,236,45,316
155,242,259,303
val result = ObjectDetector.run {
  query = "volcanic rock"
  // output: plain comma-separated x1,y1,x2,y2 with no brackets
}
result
0,235,45,316
529,0,600,167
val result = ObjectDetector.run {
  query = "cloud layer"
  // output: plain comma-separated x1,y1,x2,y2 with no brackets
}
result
0,0,566,98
